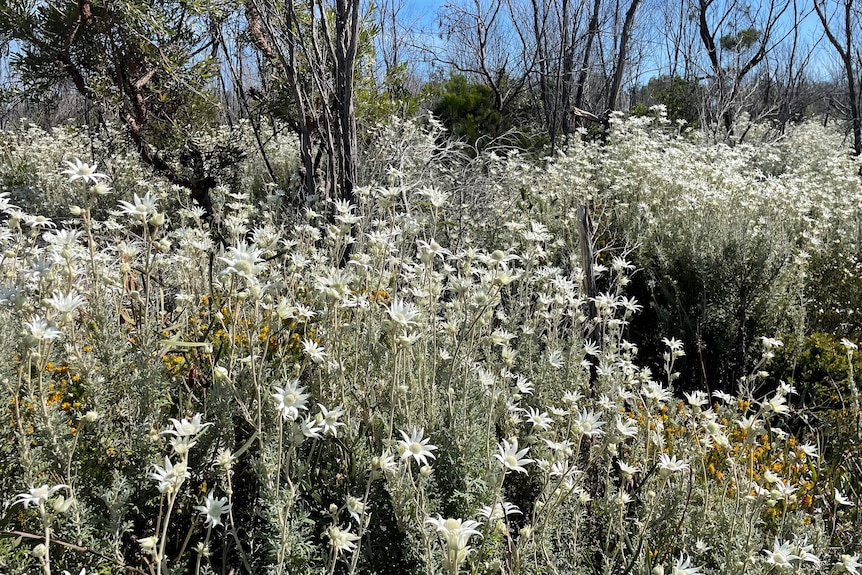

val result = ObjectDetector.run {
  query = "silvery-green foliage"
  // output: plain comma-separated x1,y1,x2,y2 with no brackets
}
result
0,114,858,575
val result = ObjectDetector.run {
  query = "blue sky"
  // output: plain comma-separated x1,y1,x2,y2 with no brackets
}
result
380,0,840,85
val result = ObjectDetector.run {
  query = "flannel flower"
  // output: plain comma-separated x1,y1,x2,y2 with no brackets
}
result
195,492,231,527
398,428,437,466
495,437,533,474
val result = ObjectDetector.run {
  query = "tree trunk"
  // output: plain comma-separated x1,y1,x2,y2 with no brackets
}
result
335,0,360,204
814,0,862,155
574,0,602,121
607,0,641,112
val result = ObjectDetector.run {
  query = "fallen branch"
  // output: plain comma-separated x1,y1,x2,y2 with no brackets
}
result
0,530,148,575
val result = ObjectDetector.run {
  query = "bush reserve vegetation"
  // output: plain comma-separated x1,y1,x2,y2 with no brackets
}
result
1,0,862,574
0,111,858,575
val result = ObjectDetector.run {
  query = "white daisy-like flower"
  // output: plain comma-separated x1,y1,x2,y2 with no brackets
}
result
657,453,689,477
117,192,159,221
792,541,820,565
642,381,672,403
301,338,327,363
763,539,800,569
562,390,583,406
149,456,189,494
770,478,797,500
0,191,18,213
163,413,211,439
573,409,605,437
272,379,310,421
346,495,365,523
525,407,553,431
837,554,861,574
316,268,353,300
543,438,573,457
764,393,790,415
386,298,421,330
583,339,601,357
835,489,855,507
478,501,522,522
662,337,685,356
194,492,231,528
671,553,703,575
169,435,197,456
218,242,263,280
495,437,533,474
317,404,345,437
490,328,515,346
615,490,633,506
737,415,763,435
327,525,360,554
373,451,397,472
62,159,107,184
46,291,87,315
398,428,437,467
91,182,112,195
485,249,520,267
426,515,482,554
615,416,639,439
416,186,449,208
25,316,62,342
515,376,534,395
618,295,642,313
137,535,158,553
797,443,819,459
24,214,55,229
43,228,83,248
298,415,323,439
683,390,708,408
617,461,640,483
547,348,564,368
13,484,68,509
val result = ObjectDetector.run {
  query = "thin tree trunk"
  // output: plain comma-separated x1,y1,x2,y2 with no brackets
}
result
335,0,360,203
607,0,641,112
574,0,602,118
814,0,862,155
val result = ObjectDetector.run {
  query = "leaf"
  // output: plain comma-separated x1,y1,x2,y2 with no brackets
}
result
158,336,213,356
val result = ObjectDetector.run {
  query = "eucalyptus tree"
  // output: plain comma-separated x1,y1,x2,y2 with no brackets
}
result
245,0,364,204
429,0,647,151
435,0,530,119
814,0,862,156
0,0,241,217
692,0,793,139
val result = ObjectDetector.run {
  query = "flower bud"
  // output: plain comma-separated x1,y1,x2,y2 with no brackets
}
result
149,212,165,227
139,535,157,553
52,494,74,513
249,284,262,300
215,448,233,472
213,366,229,383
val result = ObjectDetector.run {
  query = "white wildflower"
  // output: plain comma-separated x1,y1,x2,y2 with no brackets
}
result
194,492,231,528
495,437,533,474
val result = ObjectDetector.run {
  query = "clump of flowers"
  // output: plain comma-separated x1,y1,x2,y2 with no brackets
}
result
1,119,861,575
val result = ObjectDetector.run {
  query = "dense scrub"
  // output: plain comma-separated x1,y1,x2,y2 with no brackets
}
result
0,113,860,574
